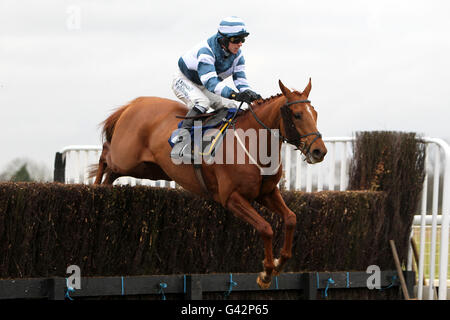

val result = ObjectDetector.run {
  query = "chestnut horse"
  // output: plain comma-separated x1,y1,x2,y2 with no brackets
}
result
92,79,327,288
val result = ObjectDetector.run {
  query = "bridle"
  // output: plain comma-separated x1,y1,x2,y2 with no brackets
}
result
246,99,322,156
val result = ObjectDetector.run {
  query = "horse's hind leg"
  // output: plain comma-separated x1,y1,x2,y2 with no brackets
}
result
93,158,106,184
226,191,275,289
93,142,122,185
102,169,120,185
93,142,110,184
257,187,297,275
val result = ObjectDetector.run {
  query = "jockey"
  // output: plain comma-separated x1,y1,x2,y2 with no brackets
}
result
171,16,262,149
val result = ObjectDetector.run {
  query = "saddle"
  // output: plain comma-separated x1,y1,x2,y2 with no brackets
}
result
168,107,242,159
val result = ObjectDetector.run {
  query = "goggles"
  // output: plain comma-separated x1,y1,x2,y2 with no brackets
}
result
228,36,246,44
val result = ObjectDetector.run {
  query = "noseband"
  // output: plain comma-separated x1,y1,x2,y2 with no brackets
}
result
247,99,322,156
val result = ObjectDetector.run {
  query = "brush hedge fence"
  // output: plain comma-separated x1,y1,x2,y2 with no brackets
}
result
0,183,390,279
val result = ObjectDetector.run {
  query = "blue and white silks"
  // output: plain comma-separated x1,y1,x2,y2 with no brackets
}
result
177,33,251,99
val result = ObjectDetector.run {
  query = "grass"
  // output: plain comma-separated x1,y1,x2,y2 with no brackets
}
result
411,226,450,282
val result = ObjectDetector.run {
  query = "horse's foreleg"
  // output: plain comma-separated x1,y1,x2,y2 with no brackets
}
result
226,191,275,289
258,187,297,275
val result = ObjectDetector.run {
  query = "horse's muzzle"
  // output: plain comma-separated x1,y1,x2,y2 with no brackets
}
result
312,147,327,162
305,146,327,164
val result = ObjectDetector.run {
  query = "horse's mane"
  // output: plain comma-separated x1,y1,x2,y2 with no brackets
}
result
238,90,305,120
253,93,283,106
249,90,303,109
240,93,284,115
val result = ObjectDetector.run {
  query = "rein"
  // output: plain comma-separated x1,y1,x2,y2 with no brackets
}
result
246,99,322,155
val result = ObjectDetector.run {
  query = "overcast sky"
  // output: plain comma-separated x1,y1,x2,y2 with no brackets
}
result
1,0,449,176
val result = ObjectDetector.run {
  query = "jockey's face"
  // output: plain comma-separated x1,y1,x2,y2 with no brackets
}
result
228,41,242,54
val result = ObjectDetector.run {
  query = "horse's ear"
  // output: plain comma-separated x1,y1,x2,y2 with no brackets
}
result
303,78,312,98
279,80,292,97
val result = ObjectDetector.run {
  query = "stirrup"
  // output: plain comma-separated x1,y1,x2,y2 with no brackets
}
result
170,139,196,161
171,134,184,145
170,128,190,146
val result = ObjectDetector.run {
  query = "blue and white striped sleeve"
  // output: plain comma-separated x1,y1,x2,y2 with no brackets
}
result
197,47,234,98
233,55,251,92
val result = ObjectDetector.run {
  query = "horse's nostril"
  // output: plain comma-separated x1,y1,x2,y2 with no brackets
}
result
312,149,323,159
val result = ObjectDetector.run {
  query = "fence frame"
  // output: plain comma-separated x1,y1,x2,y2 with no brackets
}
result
0,271,414,300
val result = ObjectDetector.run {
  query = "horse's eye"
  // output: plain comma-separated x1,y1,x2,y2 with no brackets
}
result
294,113,302,120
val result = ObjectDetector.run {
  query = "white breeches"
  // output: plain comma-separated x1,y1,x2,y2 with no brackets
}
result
171,69,236,113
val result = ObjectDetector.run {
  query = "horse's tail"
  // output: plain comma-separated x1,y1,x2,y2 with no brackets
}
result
87,163,102,182
102,103,132,143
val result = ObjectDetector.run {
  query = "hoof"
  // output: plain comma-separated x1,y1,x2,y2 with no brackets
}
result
256,272,272,289
272,258,281,276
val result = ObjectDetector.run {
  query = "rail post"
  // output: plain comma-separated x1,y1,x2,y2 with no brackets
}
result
185,275,202,300
53,152,65,183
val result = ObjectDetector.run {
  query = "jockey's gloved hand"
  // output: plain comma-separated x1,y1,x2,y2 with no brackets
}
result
246,90,262,101
230,90,262,104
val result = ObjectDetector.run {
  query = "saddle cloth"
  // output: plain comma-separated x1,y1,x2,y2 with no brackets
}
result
168,107,240,158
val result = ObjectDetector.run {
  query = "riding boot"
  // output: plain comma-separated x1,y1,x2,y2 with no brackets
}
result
170,106,204,160
179,106,204,131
